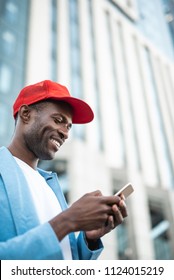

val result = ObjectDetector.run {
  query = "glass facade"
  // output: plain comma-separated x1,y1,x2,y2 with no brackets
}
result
141,47,174,187
150,204,172,259
162,0,174,48
136,0,174,60
117,222,130,259
69,0,85,139
110,0,138,20
51,0,58,81
88,0,104,150
116,21,141,170
0,0,29,146
104,11,126,167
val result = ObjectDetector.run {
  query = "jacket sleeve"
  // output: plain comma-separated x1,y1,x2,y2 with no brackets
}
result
0,223,65,260
77,231,104,260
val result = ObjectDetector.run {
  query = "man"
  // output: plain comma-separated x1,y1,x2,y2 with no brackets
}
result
0,80,127,260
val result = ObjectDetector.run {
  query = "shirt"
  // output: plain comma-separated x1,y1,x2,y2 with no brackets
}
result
13,156,72,259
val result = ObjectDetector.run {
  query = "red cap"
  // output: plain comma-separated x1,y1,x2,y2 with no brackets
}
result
13,80,94,124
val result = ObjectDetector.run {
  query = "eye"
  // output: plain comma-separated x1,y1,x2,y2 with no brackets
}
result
53,117,63,124
67,123,72,130
52,116,72,130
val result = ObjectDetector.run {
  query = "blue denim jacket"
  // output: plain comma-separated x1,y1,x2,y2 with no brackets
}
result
0,146,103,259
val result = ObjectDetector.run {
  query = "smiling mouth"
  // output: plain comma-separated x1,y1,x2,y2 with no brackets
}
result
50,138,61,150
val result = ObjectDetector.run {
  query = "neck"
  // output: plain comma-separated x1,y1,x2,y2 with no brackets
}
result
8,141,39,170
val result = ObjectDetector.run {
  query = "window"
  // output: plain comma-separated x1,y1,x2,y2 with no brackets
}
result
149,202,172,259
104,12,126,167
4,1,18,23
117,221,132,259
116,21,140,170
124,34,159,186
141,47,174,187
51,0,58,81
111,0,138,20
113,178,134,259
1,30,16,56
0,63,12,93
0,104,8,136
0,0,29,145
69,0,85,139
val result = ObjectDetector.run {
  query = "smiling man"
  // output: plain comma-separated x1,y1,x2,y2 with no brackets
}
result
0,80,128,260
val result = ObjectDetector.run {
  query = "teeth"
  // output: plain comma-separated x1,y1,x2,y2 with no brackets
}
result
51,139,60,148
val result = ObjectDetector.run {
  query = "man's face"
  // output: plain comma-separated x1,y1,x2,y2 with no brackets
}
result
23,101,73,160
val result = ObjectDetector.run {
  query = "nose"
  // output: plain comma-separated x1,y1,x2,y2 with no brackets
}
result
58,125,69,140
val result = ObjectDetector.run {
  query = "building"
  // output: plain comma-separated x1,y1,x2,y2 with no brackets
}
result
0,0,174,259
162,0,174,48
0,0,29,144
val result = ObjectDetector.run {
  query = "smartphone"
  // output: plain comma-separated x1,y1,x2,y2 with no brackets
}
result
115,183,134,199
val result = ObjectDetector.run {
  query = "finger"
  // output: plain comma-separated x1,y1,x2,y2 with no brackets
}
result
119,199,128,218
120,193,125,201
104,215,115,232
107,215,115,229
85,190,102,197
101,195,121,205
93,190,102,196
112,204,124,225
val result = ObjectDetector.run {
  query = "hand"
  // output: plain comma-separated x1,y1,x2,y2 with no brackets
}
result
50,191,126,242
85,196,128,241
67,190,121,232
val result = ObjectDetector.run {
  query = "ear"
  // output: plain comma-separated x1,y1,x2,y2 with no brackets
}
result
18,105,32,123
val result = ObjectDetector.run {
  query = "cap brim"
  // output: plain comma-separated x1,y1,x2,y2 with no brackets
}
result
50,96,94,124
